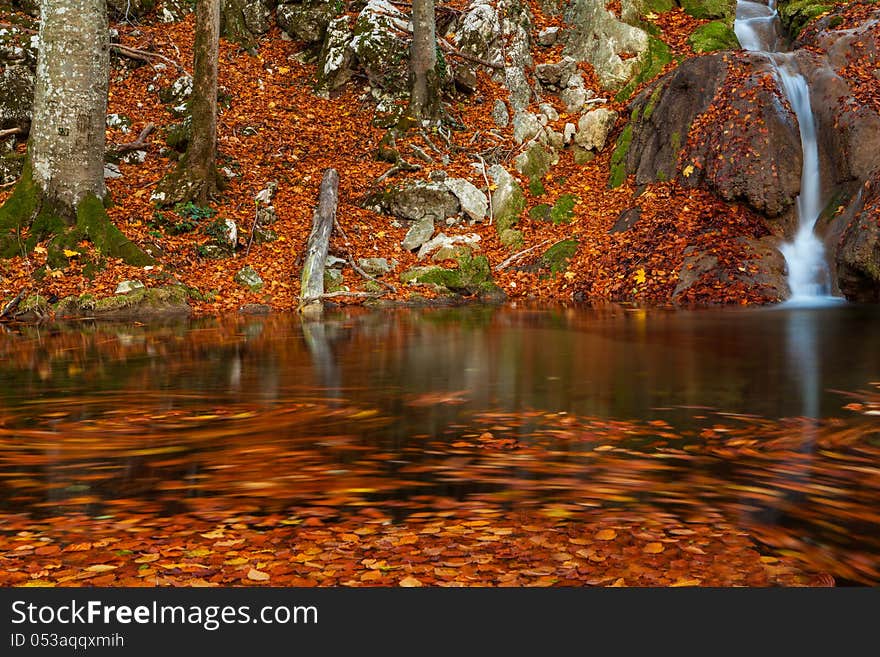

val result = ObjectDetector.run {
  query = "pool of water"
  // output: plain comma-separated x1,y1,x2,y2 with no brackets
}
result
1,303,879,582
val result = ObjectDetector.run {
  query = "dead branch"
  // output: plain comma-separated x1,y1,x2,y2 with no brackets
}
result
437,38,504,70
333,217,398,295
0,126,25,140
477,154,494,225
111,44,188,74
107,122,155,157
494,239,552,271
297,290,384,309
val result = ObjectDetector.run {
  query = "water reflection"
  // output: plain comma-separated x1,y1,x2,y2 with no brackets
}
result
1,304,880,582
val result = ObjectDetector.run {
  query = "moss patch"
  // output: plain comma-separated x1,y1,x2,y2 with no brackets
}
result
778,0,833,36
550,194,577,224
539,239,579,275
609,123,634,188
689,21,740,52
615,37,672,103
680,0,736,21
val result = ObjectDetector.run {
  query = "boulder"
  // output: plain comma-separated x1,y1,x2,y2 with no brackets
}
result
489,165,525,234
276,0,339,44
402,216,436,251
445,178,488,223
574,107,618,151
358,257,396,276
115,280,146,295
349,0,410,93
315,16,355,95
416,232,482,260
234,265,264,290
383,181,461,222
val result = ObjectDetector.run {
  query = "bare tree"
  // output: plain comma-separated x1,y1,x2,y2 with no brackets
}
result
154,0,221,207
0,0,151,266
407,0,441,122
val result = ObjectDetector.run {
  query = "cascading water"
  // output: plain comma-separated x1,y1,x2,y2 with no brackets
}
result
734,0,839,304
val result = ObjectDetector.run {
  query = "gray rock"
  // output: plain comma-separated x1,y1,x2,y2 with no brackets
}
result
491,99,509,127
276,0,337,43
234,265,264,290
504,66,533,115
512,111,543,145
242,0,272,35
574,108,618,151
0,64,33,130
563,122,577,144
358,257,396,276
103,163,123,180
445,178,488,223
0,154,23,184
402,216,435,251
315,16,354,96
563,0,650,89
349,0,410,92
324,268,345,290
560,86,588,114
453,2,503,68
115,280,145,295
325,255,347,268
539,103,559,123
546,129,564,151
106,113,131,133
537,27,560,47
488,165,525,233
535,57,577,89
386,182,460,222
416,232,481,260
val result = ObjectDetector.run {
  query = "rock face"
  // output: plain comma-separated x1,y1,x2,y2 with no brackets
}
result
615,53,803,221
276,0,338,44
827,177,880,302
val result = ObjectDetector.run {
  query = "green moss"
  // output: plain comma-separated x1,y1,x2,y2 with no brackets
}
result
18,294,48,314
778,0,832,36
165,118,192,153
550,194,577,224
500,228,524,250
642,81,666,121
645,0,675,11
679,0,736,21
0,162,39,257
494,181,526,235
609,123,634,188
529,204,552,222
529,178,546,196
670,131,681,154
90,285,189,314
77,194,154,266
615,37,672,102
539,239,579,275
689,21,740,52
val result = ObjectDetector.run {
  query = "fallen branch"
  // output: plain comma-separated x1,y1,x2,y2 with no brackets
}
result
437,38,504,70
298,290,384,309
375,161,422,184
495,239,552,271
477,154,494,225
333,217,397,295
107,122,155,157
0,126,25,140
110,44,188,74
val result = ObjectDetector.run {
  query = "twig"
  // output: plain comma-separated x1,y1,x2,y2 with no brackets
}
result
495,239,552,271
477,154,494,225
333,217,397,294
584,97,609,106
409,143,433,162
375,161,421,184
419,128,443,155
0,179,18,188
110,44,188,74
245,202,259,258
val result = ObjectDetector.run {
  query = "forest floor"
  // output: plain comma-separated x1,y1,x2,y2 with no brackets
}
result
0,5,780,319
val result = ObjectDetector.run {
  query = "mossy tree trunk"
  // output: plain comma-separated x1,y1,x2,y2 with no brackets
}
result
0,0,152,267
154,0,221,207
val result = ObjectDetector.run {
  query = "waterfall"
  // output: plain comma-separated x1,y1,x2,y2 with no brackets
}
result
734,0,839,304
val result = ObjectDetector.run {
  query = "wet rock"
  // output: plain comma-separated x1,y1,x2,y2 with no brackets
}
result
827,177,880,302
239,303,272,314
609,206,642,233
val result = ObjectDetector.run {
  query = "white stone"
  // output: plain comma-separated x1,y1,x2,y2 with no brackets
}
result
445,178,488,223
115,280,145,295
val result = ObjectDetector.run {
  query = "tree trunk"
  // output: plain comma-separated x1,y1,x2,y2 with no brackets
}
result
407,0,440,122
299,169,339,314
0,0,152,267
30,0,109,216
154,0,220,207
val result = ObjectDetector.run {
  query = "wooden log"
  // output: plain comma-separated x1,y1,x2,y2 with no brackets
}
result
299,168,339,314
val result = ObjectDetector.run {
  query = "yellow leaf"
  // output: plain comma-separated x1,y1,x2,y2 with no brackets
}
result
63,249,79,258
21,580,56,587
595,529,617,541
634,268,646,285
277,66,289,74
564,271,576,281
34,246,47,254
224,557,250,566
399,576,423,587
200,530,226,539
682,164,694,177
247,568,270,581
134,554,160,564
643,542,665,554
49,270,64,279
670,578,702,587
85,564,117,573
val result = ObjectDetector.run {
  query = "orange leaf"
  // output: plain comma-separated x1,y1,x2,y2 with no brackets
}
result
594,529,617,541
399,576,423,587
643,542,665,554
247,568,270,581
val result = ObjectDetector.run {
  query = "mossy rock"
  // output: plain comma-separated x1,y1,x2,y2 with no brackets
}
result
84,286,190,319
550,194,577,224
529,203,553,222
689,21,740,52
400,253,499,297
609,123,634,188
540,239,579,274
679,0,736,21
615,37,672,102
777,0,833,36
500,228,524,250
